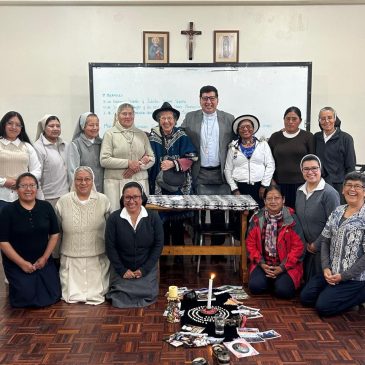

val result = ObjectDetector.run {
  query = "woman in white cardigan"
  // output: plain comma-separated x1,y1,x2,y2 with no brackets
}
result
56,166,111,305
224,114,275,207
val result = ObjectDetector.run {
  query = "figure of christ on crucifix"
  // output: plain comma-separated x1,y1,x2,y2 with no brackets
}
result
181,22,202,60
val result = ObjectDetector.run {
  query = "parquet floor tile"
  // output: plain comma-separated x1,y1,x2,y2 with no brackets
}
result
1,254,364,365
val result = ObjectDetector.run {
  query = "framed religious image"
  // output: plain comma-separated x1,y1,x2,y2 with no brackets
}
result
213,30,239,63
143,31,169,64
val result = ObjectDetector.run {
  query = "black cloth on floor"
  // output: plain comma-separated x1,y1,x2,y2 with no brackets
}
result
180,292,239,341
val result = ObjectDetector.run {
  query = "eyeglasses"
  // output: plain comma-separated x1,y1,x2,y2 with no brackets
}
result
160,117,174,122
265,196,282,202
302,166,320,173
75,177,92,183
18,184,37,190
319,116,334,122
238,125,253,130
124,195,142,202
343,183,365,191
6,121,22,129
201,96,217,102
120,112,134,117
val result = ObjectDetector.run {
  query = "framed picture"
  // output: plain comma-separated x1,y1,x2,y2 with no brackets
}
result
143,31,169,64
213,30,239,63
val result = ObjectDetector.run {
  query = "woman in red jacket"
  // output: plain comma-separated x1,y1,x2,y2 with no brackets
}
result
246,185,305,299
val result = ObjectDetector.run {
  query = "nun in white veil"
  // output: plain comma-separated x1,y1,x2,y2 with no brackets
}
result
67,112,104,192
55,166,111,305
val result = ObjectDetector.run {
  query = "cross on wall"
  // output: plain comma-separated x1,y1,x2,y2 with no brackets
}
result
181,22,202,60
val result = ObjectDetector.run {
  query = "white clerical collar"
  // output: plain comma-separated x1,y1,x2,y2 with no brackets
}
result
299,178,325,198
120,205,148,229
283,129,301,138
0,137,22,146
203,111,217,120
323,128,336,143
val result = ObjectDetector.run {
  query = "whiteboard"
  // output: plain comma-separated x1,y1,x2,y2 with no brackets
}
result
89,63,312,139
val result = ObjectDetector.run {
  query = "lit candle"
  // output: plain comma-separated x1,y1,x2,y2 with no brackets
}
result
207,273,215,309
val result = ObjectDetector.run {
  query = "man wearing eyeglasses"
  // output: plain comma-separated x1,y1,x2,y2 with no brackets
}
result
181,85,234,251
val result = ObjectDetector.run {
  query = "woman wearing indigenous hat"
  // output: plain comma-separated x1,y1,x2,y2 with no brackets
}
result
34,114,69,208
67,112,104,192
224,114,275,207
295,154,340,282
100,103,155,212
268,106,314,209
148,102,197,252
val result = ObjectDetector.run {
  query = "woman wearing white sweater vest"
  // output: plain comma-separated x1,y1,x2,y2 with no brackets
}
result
0,111,42,212
56,166,111,305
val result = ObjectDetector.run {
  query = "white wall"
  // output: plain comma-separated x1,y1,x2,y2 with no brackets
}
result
0,4,364,161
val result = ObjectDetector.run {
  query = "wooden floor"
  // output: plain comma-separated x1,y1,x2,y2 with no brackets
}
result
0,255,364,365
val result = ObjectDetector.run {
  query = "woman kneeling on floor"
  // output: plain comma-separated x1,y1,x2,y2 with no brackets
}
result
105,182,164,308
246,184,305,299
300,171,365,316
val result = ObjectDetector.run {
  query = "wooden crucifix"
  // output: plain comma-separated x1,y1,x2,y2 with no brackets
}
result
181,22,202,60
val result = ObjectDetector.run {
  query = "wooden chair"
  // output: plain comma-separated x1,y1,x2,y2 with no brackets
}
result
195,210,237,274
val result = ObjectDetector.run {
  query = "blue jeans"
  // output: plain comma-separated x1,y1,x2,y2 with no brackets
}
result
300,273,365,316
249,265,296,299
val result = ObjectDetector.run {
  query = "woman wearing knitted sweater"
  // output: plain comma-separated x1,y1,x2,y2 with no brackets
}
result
56,166,111,305
100,103,155,212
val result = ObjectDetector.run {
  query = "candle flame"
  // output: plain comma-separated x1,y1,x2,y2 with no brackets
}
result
211,273,215,279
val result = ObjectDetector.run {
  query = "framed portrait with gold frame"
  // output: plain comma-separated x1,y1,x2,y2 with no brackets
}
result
143,31,169,64
213,30,239,63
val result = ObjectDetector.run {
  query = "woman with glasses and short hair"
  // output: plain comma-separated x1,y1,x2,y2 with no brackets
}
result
0,172,61,307
314,107,356,200
300,171,365,316
246,185,305,299
68,112,104,193
56,166,111,305
295,154,340,282
0,111,42,212
105,182,163,308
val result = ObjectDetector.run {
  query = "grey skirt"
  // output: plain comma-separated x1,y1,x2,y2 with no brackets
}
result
106,265,159,308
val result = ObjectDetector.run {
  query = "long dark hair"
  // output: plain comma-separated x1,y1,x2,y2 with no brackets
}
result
0,111,32,144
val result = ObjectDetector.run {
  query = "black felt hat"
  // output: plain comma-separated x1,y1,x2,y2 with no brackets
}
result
152,102,180,121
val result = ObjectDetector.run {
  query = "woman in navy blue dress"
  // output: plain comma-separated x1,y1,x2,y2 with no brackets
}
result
0,172,61,307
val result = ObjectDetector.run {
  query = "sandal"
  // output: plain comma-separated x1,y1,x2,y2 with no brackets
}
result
212,344,231,365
